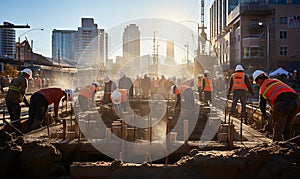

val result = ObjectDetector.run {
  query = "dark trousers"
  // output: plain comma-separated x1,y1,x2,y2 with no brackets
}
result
272,98,298,141
78,95,89,111
28,93,49,131
6,100,21,129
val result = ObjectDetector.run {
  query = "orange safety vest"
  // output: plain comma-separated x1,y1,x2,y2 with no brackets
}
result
259,78,297,106
79,85,95,99
197,77,203,87
134,79,140,87
175,85,189,98
232,72,247,90
204,77,212,92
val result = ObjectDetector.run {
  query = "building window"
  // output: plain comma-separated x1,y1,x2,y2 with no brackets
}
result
280,17,288,24
280,30,287,39
280,46,288,56
243,47,264,58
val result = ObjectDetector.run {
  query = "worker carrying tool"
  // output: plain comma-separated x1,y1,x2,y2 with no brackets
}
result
5,68,32,130
227,64,254,123
78,82,100,111
28,88,74,131
253,70,299,141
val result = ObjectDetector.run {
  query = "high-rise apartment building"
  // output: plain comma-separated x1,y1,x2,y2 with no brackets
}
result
52,29,76,63
210,0,300,73
76,18,100,67
0,22,16,58
51,18,107,67
165,41,175,64
123,24,140,72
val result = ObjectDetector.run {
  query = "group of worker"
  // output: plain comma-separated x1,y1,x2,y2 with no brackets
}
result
4,65,299,142
4,68,99,133
227,64,299,142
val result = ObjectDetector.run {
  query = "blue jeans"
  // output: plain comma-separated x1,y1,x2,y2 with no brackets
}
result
230,89,247,115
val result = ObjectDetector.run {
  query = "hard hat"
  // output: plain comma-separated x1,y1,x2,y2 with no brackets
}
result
92,81,100,87
171,85,176,91
111,91,122,104
204,70,209,74
104,76,111,83
294,70,297,73
65,89,74,101
21,68,32,77
253,70,266,81
235,64,244,71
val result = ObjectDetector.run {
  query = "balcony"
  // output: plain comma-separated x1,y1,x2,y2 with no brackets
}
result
240,2,274,16
242,36,264,47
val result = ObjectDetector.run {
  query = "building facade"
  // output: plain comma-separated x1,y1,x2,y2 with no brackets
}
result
123,24,141,75
52,29,77,63
210,0,300,73
0,22,16,58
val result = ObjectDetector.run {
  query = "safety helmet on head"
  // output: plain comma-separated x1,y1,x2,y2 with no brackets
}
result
21,68,32,77
104,76,111,83
253,70,266,81
111,91,122,104
171,85,177,91
204,70,209,74
92,81,100,87
235,64,244,71
65,89,74,101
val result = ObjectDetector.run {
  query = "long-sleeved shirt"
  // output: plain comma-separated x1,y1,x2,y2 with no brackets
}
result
5,74,28,104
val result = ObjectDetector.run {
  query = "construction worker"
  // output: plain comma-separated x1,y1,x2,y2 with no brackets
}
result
202,70,213,105
78,82,100,111
5,68,32,130
253,70,299,141
110,89,128,113
28,88,74,131
118,71,133,99
102,76,117,105
133,75,141,96
197,74,203,101
141,74,152,98
227,65,254,122
171,84,195,110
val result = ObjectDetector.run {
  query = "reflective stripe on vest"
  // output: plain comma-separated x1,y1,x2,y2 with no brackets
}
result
260,78,297,106
9,85,21,92
232,72,247,90
204,77,212,91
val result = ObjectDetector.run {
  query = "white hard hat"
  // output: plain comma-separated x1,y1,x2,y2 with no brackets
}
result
235,64,244,71
294,70,297,73
92,81,100,87
204,70,209,74
111,91,122,104
253,70,266,81
21,68,32,77
171,85,176,91
65,89,74,101
104,76,111,83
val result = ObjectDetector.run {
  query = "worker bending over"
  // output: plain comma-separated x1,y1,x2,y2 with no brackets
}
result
253,70,298,141
28,88,74,131
78,82,100,111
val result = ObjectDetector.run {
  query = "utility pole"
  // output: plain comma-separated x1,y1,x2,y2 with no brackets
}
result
199,0,207,55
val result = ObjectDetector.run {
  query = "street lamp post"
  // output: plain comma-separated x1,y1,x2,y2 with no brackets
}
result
180,21,200,57
18,28,44,68
258,22,270,74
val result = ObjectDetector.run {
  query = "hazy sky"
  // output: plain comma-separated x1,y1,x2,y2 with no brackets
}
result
1,0,212,58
